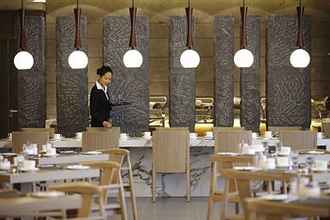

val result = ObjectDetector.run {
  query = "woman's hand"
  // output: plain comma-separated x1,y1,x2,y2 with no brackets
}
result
102,121,112,128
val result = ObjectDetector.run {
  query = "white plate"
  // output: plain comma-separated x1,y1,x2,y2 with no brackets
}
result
216,152,238,156
66,165,90,170
1,153,17,157
81,151,102,155
311,168,329,172
60,151,76,154
233,166,260,171
20,167,39,172
43,153,59,157
305,151,325,155
30,191,65,198
261,194,288,201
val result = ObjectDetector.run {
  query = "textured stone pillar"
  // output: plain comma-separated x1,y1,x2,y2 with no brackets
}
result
214,16,235,127
104,16,149,135
267,16,311,129
56,16,88,137
169,16,196,131
17,14,46,128
240,16,261,132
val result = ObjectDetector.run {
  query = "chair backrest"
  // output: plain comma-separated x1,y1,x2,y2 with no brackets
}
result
209,154,256,194
86,127,117,132
152,127,189,173
214,129,252,153
213,127,245,133
81,127,120,151
101,148,129,165
210,154,256,170
268,126,301,134
12,131,49,153
322,122,330,138
20,128,55,138
279,130,317,151
222,169,296,217
49,182,102,218
86,161,121,186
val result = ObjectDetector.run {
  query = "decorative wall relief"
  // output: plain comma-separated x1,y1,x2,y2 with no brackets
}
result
56,16,88,137
17,14,46,128
214,16,235,127
169,16,196,131
267,16,311,129
104,16,149,135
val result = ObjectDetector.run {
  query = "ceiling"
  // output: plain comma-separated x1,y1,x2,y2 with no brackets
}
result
0,0,329,18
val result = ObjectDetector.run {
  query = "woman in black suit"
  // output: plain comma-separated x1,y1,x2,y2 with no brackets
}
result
89,65,113,127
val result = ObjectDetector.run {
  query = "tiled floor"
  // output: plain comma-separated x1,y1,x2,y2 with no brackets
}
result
112,197,229,220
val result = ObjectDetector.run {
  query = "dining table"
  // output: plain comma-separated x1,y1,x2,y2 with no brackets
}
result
0,190,81,217
245,194,330,218
0,166,100,192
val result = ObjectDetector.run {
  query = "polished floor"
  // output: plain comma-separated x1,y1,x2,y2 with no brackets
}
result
113,197,227,220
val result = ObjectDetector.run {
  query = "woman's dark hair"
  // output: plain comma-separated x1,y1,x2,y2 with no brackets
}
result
97,65,113,77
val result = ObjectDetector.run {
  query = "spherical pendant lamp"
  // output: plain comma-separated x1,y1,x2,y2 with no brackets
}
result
14,51,34,70
68,50,88,69
290,0,310,68
180,49,200,68
234,0,254,68
68,0,88,69
234,49,254,68
179,0,200,68
14,0,34,70
290,48,310,68
123,0,143,68
123,49,143,68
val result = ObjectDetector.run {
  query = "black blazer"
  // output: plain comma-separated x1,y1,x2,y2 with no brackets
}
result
89,85,112,127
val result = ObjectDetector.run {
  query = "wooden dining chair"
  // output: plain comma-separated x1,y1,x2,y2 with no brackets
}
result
49,182,106,219
245,197,330,220
12,131,49,153
101,148,139,220
152,127,190,202
214,128,252,153
221,169,297,219
279,130,317,151
268,126,301,134
21,127,55,139
81,161,128,220
207,154,256,220
214,127,246,132
81,127,120,151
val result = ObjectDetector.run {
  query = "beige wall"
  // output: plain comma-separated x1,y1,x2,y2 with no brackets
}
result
46,9,330,119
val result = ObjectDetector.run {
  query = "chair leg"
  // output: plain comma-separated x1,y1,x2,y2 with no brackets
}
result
220,180,229,220
186,169,191,202
128,166,139,220
207,197,213,220
118,176,128,220
152,167,156,202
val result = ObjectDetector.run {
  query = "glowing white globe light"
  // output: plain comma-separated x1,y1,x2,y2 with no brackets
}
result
68,50,88,69
234,49,254,68
123,49,143,68
14,50,34,70
180,49,200,68
290,48,310,68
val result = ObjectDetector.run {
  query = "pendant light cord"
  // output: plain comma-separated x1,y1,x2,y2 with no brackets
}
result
20,0,26,50
185,0,193,48
296,0,304,48
129,0,137,49
240,0,248,49
74,0,81,49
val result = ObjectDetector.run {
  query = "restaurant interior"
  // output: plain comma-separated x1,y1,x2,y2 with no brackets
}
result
0,0,330,219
